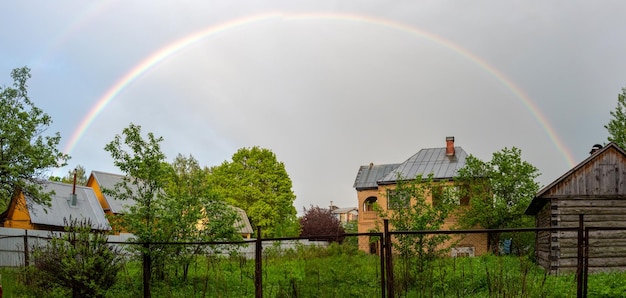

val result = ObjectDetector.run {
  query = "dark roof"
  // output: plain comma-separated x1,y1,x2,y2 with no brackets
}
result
525,143,626,215
26,182,110,230
354,146,468,190
380,147,467,183
353,163,400,190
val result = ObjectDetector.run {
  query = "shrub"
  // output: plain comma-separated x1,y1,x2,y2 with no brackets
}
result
23,218,125,298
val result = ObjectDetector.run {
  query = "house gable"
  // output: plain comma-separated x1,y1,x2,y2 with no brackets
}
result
1,182,110,231
526,143,626,214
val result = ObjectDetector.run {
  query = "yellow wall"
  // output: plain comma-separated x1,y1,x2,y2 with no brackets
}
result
2,192,35,230
356,182,488,256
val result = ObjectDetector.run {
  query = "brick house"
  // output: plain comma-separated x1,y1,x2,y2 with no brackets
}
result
353,137,488,256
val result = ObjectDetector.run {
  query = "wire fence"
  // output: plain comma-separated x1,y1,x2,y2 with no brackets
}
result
2,215,625,297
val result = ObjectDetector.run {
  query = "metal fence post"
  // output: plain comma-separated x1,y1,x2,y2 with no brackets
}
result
379,238,385,298
143,242,151,298
23,229,29,266
583,228,589,297
384,219,394,298
576,214,584,298
255,227,263,298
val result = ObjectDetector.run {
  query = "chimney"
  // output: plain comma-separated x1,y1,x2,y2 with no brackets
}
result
69,168,78,207
589,144,603,155
446,136,455,156
369,162,373,169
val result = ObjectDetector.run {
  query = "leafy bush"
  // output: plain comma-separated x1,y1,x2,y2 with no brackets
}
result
23,218,125,297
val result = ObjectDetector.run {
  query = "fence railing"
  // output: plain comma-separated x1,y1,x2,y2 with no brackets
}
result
1,214,623,298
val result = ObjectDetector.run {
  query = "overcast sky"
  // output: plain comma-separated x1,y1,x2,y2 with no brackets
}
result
2,1,626,213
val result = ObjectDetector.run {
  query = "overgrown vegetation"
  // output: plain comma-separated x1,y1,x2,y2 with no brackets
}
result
20,218,125,298
6,240,626,297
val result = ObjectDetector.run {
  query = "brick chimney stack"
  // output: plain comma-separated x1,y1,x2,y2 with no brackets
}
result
446,136,455,156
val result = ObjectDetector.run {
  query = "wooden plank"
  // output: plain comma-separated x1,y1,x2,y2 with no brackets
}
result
559,199,626,208
559,257,626,267
558,207,626,215
559,214,626,222
559,238,626,247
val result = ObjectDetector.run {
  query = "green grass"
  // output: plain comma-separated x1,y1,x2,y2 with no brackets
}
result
3,244,626,297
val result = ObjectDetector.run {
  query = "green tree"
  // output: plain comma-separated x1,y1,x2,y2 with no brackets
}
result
53,165,88,185
375,174,455,294
27,218,124,298
455,147,540,253
605,87,626,149
0,67,69,210
162,154,239,280
104,123,170,283
209,146,299,237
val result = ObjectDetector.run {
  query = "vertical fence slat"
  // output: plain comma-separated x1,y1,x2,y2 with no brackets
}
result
384,219,394,298
23,230,29,266
379,238,385,298
577,214,584,298
143,243,151,298
255,227,262,298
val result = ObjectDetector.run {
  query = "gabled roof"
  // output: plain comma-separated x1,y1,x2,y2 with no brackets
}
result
90,171,137,214
232,206,253,235
26,182,110,230
525,143,626,215
380,147,467,184
354,146,468,190
353,163,401,190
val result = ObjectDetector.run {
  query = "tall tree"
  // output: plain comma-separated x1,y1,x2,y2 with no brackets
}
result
375,174,455,294
162,154,238,280
209,146,299,237
0,67,69,211
455,147,540,253
605,87,626,149
104,123,169,285
300,205,343,242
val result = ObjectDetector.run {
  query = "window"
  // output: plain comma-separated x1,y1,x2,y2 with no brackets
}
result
387,189,410,210
363,197,377,212
433,185,470,206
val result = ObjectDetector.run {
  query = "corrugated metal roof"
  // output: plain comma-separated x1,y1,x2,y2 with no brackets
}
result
90,171,137,214
331,207,358,214
26,182,110,230
353,163,400,190
232,206,253,235
380,147,467,183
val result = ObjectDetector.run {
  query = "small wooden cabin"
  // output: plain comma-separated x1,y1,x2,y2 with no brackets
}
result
0,181,110,231
525,143,626,273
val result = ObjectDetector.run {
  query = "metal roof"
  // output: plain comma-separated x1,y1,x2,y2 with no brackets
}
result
353,163,401,190
26,182,110,230
331,207,358,214
354,146,468,190
90,171,137,214
232,206,254,235
380,147,467,183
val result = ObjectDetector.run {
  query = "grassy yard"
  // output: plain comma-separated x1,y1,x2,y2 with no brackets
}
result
2,243,626,297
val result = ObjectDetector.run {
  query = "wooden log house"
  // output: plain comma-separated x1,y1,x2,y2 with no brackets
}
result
525,143,626,273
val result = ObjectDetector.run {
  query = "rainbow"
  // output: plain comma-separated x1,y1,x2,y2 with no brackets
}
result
64,12,576,167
